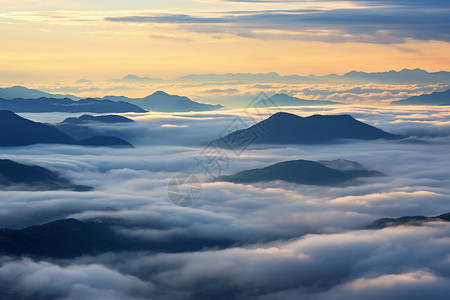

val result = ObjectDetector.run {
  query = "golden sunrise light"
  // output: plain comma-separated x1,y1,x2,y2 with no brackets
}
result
1,1,450,299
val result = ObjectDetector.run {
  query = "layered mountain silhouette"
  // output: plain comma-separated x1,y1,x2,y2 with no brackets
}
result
391,89,450,106
103,91,223,112
215,112,402,147
218,159,381,186
1,86,222,112
0,159,92,191
0,97,145,113
0,111,133,147
367,213,450,229
257,93,340,106
0,218,234,258
176,69,450,84
0,86,79,100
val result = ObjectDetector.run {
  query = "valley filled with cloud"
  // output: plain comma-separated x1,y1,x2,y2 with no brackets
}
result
1,105,450,299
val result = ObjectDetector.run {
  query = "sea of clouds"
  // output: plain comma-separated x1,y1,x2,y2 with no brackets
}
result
0,105,450,299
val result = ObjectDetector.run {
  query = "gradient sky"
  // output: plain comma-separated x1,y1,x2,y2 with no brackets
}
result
1,0,449,82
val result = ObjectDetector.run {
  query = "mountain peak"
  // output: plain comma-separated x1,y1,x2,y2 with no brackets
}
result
150,90,170,97
268,111,300,120
215,112,402,146
123,74,141,80
399,68,428,73
218,159,381,186
307,113,355,120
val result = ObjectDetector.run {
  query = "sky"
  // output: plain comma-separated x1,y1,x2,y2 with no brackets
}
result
1,0,450,82
1,2,450,298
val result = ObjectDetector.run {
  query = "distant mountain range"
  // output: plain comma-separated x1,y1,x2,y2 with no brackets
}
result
105,69,450,84
218,159,381,186
102,91,224,112
0,111,133,147
0,86,79,100
0,159,92,192
257,93,340,106
367,213,450,229
174,69,450,84
215,112,402,147
391,89,450,105
0,86,223,112
0,97,145,113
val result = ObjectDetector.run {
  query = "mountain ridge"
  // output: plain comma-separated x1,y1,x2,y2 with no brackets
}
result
0,86,79,100
391,89,450,106
214,112,403,147
367,213,450,229
102,90,224,112
218,159,381,186
175,69,450,84
0,111,133,147
0,97,145,113
0,159,92,192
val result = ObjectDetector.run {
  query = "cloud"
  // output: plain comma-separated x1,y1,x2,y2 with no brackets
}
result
102,3,450,44
2,223,450,299
105,14,228,24
2,107,450,298
160,124,189,128
7,1,449,44
202,88,239,94
75,79,92,84
0,258,153,300
148,34,192,43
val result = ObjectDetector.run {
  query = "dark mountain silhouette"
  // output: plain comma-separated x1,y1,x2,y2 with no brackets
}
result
0,159,92,191
0,97,145,113
0,111,134,147
0,110,77,146
391,89,450,106
0,219,125,258
257,93,340,106
218,159,381,186
367,213,450,229
62,114,134,124
175,69,450,84
54,114,135,141
103,91,223,112
215,112,402,147
0,218,234,258
78,136,134,148
0,86,79,100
